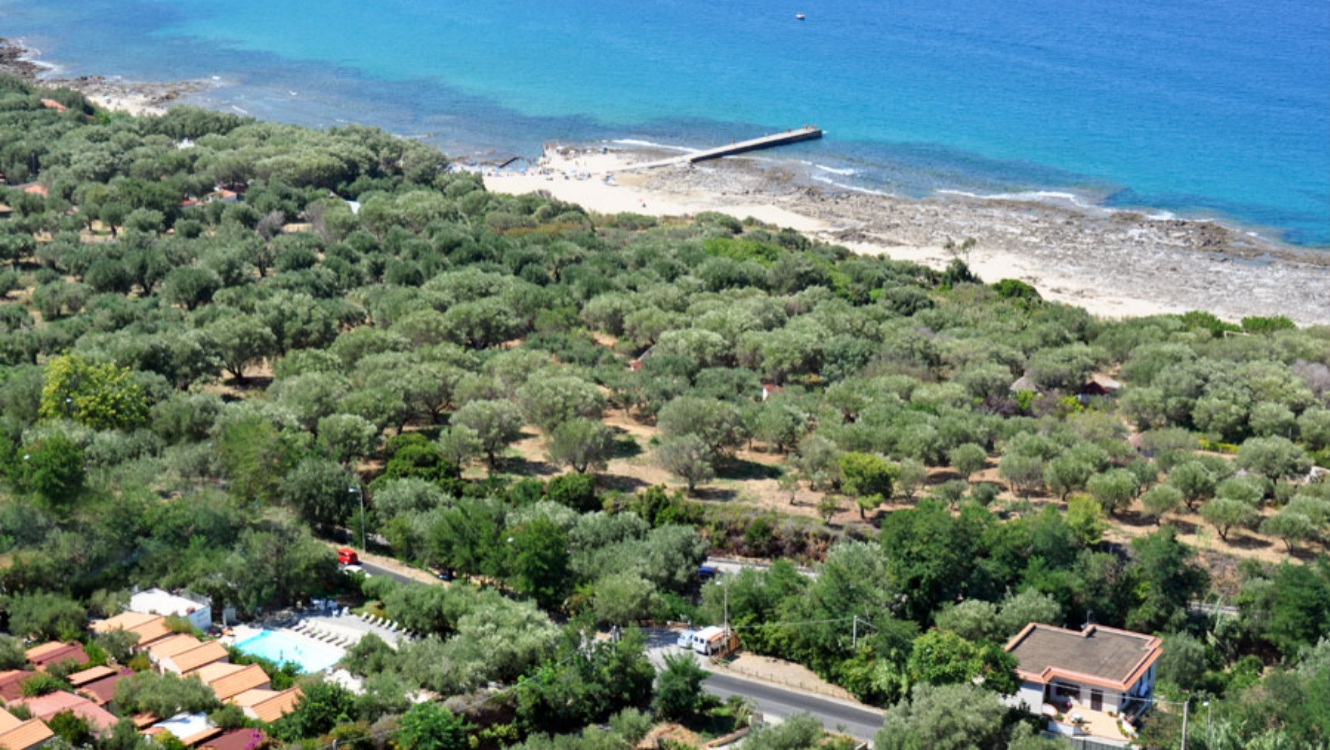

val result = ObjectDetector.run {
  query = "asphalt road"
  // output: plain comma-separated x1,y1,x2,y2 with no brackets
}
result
359,561,422,587
704,671,883,743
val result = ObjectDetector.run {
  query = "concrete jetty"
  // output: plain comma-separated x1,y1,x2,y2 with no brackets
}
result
621,126,823,171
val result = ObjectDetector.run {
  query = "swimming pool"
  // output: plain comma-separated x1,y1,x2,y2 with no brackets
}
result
233,629,344,674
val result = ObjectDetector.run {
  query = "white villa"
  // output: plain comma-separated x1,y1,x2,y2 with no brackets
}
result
1003,623,1162,744
130,588,213,633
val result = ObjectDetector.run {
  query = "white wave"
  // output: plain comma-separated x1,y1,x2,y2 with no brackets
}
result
230,105,250,115
811,174,895,197
937,188,1103,211
813,163,857,176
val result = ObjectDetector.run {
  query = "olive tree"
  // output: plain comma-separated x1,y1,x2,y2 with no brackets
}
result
654,435,715,494
451,399,524,468
546,417,615,474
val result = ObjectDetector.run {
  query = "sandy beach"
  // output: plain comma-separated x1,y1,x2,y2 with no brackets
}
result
485,145,1330,326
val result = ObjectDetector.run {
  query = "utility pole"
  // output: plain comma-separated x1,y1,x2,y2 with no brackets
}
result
723,578,729,636
852,616,858,650
349,487,365,550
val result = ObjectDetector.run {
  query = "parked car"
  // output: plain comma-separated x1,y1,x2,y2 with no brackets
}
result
337,547,359,565
676,629,696,648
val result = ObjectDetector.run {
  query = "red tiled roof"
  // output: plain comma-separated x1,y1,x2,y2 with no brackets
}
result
8,690,119,736
0,670,34,702
39,99,68,112
200,728,268,750
77,670,131,706
25,642,89,671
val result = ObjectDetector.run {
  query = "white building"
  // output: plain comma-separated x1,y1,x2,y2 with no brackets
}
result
1003,623,1162,744
130,588,212,633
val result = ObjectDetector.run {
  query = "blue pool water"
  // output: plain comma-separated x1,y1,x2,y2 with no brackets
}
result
233,630,343,674
1,0,1326,245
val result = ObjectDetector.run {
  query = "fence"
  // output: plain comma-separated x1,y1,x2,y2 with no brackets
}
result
718,660,857,702
1044,734,1131,750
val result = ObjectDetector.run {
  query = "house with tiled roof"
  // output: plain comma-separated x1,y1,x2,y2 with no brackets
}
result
91,611,174,651
148,634,205,664
67,665,116,688
24,641,89,673
0,709,54,750
8,690,119,737
76,669,131,710
0,671,33,703
159,640,228,676
231,687,302,724
1003,622,1162,744
193,663,269,702
200,728,268,750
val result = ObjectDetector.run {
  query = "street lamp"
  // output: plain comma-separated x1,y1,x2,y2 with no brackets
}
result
349,487,365,550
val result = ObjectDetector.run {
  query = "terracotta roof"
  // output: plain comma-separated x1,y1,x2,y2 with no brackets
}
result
77,670,131,706
0,670,33,702
149,634,204,661
23,641,69,661
24,642,88,671
92,611,173,649
132,619,175,648
39,99,68,112
91,611,159,634
8,690,119,736
0,718,55,750
67,665,117,687
236,687,302,723
131,712,159,729
165,641,228,674
206,665,269,702
201,728,268,750
17,184,47,197
191,662,244,685
1004,623,1163,691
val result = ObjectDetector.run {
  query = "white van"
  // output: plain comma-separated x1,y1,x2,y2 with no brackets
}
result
690,626,727,656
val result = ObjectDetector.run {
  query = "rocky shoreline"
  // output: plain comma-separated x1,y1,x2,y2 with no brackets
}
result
622,149,1330,325
1,37,206,113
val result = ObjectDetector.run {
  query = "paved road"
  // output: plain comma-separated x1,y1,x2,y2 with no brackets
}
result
359,561,423,587
704,671,882,743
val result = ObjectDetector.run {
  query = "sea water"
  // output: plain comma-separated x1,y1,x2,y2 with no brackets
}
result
3,0,1327,246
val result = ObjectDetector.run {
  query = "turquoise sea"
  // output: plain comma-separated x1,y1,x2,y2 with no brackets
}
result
3,0,1328,246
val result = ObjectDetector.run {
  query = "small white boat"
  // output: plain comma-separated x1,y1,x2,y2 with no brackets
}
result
796,13,805,20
